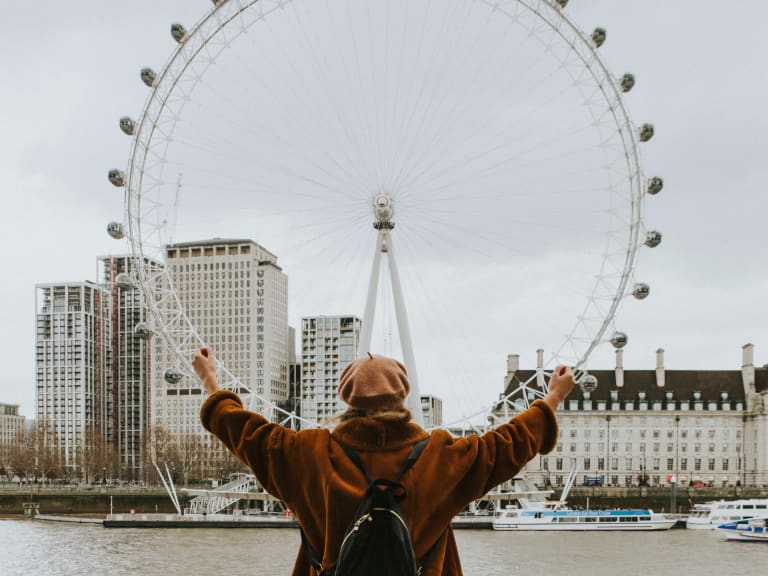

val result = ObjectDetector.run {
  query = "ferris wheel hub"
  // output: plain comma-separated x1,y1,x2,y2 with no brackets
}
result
373,193,395,230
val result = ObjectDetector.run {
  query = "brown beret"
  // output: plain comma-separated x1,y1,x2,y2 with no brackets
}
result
337,354,411,410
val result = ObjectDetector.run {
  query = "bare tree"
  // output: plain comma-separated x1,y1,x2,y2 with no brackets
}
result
8,428,34,481
36,419,63,482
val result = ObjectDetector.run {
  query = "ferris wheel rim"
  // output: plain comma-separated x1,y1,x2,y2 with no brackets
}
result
118,0,652,426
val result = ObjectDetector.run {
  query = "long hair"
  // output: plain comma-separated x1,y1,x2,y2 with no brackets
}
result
334,405,413,425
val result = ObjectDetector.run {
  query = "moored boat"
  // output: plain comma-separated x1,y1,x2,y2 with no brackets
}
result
715,516,768,542
493,506,675,531
491,465,674,531
685,499,768,529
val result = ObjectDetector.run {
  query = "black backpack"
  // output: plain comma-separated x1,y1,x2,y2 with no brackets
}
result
302,438,435,576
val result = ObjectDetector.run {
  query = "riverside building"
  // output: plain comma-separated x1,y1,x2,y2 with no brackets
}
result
34,282,112,476
0,403,25,465
504,344,768,488
421,395,443,428
99,255,158,479
300,315,361,424
154,239,289,446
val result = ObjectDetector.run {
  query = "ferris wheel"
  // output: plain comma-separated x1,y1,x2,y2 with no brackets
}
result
106,0,663,428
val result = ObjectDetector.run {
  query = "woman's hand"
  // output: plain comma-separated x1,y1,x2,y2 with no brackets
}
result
544,365,575,410
193,347,220,394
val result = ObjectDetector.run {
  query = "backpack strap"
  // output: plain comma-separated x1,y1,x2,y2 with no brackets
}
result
341,437,430,485
395,437,429,483
301,527,331,575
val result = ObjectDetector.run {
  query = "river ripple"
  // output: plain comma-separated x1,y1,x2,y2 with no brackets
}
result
0,520,762,576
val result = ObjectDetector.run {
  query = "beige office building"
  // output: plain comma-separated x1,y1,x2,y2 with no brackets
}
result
154,239,289,446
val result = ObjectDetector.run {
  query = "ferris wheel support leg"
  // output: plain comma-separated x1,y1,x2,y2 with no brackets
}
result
384,232,423,426
359,231,385,356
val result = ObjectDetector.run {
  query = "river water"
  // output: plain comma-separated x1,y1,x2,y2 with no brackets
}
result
0,520,763,575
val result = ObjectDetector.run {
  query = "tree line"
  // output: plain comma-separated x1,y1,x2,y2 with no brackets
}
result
0,420,246,486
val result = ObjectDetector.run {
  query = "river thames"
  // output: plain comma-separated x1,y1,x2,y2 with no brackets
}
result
0,520,763,576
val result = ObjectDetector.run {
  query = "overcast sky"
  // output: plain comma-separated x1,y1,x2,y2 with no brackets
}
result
1,0,766,422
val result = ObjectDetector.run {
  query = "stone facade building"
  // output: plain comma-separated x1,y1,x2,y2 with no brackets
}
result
504,344,768,488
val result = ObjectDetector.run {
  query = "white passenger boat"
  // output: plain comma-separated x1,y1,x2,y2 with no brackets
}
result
493,506,675,531
491,466,675,531
715,517,768,542
685,499,768,529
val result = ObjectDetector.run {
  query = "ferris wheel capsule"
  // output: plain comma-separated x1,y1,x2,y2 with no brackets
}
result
610,331,628,349
647,177,664,195
171,23,187,43
108,169,125,187
555,0,569,8
106,221,125,240
140,68,157,87
134,322,153,340
632,282,650,299
163,367,183,385
579,374,598,393
645,230,662,248
639,123,655,142
115,273,134,290
119,116,135,136
620,73,635,93
591,28,606,47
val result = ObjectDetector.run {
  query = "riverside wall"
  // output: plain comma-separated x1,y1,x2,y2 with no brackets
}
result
3,485,768,516
0,486,189,516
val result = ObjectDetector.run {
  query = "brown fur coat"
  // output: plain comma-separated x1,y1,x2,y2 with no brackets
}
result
201,391,558,575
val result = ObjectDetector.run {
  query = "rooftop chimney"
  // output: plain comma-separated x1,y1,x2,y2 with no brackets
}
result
656,348,665,388
742,343,756,395
536,348,545,388
507,354,520,375
615,348,625,388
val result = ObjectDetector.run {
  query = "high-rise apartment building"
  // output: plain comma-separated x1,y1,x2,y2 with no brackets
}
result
35,282,111,474
154,239,289,443
301,315,361,424
0,403,25,465
420,395,443,428
99,255,157,479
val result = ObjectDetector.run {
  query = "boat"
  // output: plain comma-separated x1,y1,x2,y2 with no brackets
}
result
493,506,676,531
715,517,768,542
491,466,675,531
685,499,768,529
